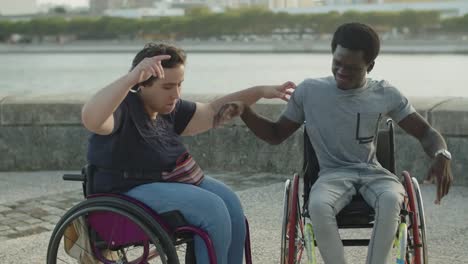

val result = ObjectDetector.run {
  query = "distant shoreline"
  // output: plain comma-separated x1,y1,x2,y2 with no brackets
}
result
2,39,468,54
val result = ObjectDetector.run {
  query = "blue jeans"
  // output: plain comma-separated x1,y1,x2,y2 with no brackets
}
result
124,176,246,264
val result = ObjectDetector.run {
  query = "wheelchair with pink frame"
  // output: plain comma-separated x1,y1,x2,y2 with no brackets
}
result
46,166,253,264
281,120,428,264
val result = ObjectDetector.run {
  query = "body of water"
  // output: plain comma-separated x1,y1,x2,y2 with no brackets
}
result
1,52,467,98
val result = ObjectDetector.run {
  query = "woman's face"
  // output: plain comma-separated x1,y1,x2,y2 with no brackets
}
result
139,64,185,116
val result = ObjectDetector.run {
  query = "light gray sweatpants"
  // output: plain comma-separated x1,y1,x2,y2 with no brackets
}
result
307,167,405,264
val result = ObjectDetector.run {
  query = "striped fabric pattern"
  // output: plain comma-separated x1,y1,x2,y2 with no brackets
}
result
162,152,205,185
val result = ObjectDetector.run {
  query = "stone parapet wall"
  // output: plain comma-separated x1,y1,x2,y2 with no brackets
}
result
1,93,467,186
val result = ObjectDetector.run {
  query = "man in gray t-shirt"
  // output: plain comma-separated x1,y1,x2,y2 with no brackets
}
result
284,76,415,173
236,23,453,264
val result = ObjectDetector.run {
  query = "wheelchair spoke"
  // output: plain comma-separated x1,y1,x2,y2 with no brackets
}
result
294,241,304,262
294,201,306,263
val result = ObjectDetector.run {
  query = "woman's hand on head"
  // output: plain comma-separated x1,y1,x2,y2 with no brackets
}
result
128,55,171,85
262,81,296,102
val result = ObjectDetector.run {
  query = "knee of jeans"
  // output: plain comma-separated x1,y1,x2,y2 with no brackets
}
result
308,199,335,221
377,191,403,214
202,196,232,237
224,192,245,221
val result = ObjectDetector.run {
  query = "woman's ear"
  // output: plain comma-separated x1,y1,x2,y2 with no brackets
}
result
367,61,375,73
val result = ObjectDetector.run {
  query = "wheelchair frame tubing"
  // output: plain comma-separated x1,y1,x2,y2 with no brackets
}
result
244,218,253,264
175,226,216,264
173,215,252,264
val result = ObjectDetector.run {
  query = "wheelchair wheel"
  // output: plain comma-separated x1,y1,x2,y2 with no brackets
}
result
402,171,426,264
47,196,179,264
281,179,291,264
281,174,306,264
411,177,428,264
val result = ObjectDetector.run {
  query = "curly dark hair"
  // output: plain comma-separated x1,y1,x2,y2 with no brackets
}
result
131,43,186,88
331,23,380,64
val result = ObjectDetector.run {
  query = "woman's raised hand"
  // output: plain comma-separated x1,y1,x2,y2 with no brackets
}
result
128,55,171,85
262,81,296,102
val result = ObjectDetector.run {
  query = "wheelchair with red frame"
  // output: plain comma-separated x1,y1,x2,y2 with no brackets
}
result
281,120,427,264
46,165,253,264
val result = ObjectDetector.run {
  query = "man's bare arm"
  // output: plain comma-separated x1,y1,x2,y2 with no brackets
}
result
398,112,453,204
181,82,295,136
241,106,301,145
398,112,447,157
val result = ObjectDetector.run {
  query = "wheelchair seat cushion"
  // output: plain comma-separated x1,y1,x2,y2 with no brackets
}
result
336,194,375,227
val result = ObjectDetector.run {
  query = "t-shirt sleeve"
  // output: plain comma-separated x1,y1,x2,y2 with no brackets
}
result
173,99,197,134
386,86,416,123
281,82,306,124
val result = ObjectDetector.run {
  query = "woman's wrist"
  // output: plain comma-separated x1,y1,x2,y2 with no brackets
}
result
255,85,269,99
122,73,140,90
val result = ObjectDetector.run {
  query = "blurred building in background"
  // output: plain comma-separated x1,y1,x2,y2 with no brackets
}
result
0,0,38,15
1,0,468,18
103,2,185,18
89,0,158,14
270,0,468,18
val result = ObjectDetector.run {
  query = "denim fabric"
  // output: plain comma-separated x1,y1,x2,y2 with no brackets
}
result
125,176,246,264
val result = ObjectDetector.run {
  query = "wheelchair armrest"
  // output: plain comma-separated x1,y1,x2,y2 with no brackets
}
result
63,173,84,181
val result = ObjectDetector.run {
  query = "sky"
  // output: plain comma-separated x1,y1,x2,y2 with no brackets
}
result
37,0,89,7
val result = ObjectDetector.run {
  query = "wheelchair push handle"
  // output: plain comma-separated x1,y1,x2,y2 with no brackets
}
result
63,173,84,181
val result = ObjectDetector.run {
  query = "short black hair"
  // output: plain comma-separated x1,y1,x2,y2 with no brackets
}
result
131,43,186,88
331,23,380,64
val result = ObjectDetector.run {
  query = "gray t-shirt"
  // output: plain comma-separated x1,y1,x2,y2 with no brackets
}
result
283,76,415,174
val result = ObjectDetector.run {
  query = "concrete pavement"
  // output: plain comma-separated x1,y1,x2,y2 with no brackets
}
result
0,170,286,241
0,171,467,263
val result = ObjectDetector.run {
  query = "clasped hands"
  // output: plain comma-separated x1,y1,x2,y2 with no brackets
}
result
213,81,296,128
